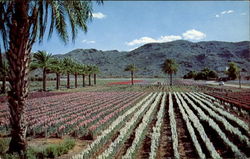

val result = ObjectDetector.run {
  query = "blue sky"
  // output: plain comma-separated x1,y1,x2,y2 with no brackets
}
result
32,1,250,54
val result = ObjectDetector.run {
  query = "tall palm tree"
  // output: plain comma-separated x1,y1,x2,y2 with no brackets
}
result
87,65,94,86
32,51,53,91
161,59,178,86
0,1,101,156
124,64,138,85
0,55,8,94
63,57,75,89
80,64,88,87
49,58,64,90
72,62,82,88
92,65,100,85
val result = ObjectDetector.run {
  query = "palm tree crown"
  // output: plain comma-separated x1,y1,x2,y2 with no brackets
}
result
32,51,53,69
162,59,178,75
124,64,138,72
161,59,178,86
125,64,137,85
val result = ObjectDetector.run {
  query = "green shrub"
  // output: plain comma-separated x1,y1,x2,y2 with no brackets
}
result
27,147,44,159
2,153,19,159
0,138,10,154
43,138,75,158
44,144,59,158
63,138,75,150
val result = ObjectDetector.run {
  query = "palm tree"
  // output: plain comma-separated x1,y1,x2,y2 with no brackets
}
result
161,59,178,86
0,1,101,156
92,65,100,85
0,55,8,94
63,57,75,89
32,51,53,91
124,64,138,85
49,58,64,90
80,64,88,87
72,62,82,88
87,65,94,86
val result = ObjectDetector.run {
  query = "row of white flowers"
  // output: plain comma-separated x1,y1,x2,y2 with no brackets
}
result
195,92,249,134
199,92,242,113
72,93,154,159
148,93,166,159
122,93,163,159
97,93,160,159
174,92,206,159
175,92,221,159
169,93,180,159
182,93,246,159
189,92,250,146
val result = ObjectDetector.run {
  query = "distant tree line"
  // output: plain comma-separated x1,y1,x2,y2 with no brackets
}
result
183,62,246,81
0,50,100,93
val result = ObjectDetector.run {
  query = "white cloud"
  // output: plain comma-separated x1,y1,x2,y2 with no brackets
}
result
241,12,246,16
182,29,206,40
92,12,106,19
216,10,234,18
126,35,182,46
221,10,234,14
82,40,96,44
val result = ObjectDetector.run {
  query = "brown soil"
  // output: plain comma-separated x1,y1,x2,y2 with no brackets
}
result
173,96,198,159
136,102,160,159
157,94,173,159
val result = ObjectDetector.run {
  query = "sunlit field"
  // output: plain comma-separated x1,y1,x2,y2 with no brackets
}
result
0,78,249,158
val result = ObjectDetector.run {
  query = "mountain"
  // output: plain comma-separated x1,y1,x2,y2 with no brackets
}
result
54,40,250,77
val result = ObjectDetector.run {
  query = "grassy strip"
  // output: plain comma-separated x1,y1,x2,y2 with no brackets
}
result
0,137,75,159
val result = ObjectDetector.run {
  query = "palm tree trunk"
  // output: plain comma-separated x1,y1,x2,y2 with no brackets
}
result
75,73,78,88
170,74,173,86
94,74,96,85
131,71,134,85
43,68,46,91
67,73,70,88
82,74,85,87
6,1,30,156
56,73,60,90
89,74,91,86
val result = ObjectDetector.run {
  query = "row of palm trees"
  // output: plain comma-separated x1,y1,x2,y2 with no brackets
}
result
0,50,100,93
31,50,99,91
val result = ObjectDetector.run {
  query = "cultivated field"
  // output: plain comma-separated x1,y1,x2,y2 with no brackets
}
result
0,79,250,158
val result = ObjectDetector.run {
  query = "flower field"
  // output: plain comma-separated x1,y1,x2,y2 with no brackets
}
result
206,91,250,111
0,91,147,137
0,91,249,158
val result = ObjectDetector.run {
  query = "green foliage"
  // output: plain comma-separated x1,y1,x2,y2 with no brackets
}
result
0,138,10,154
43,138,75,158
32,51,53,70
49,58,65,74
124,64,138,72
194,68,218,80
0,59,8,78
63,57,75,74
2,153,19,159
0,138,75,159
32,138,75,158
226,62,239,80
0,1,102,50
183,71,197,79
